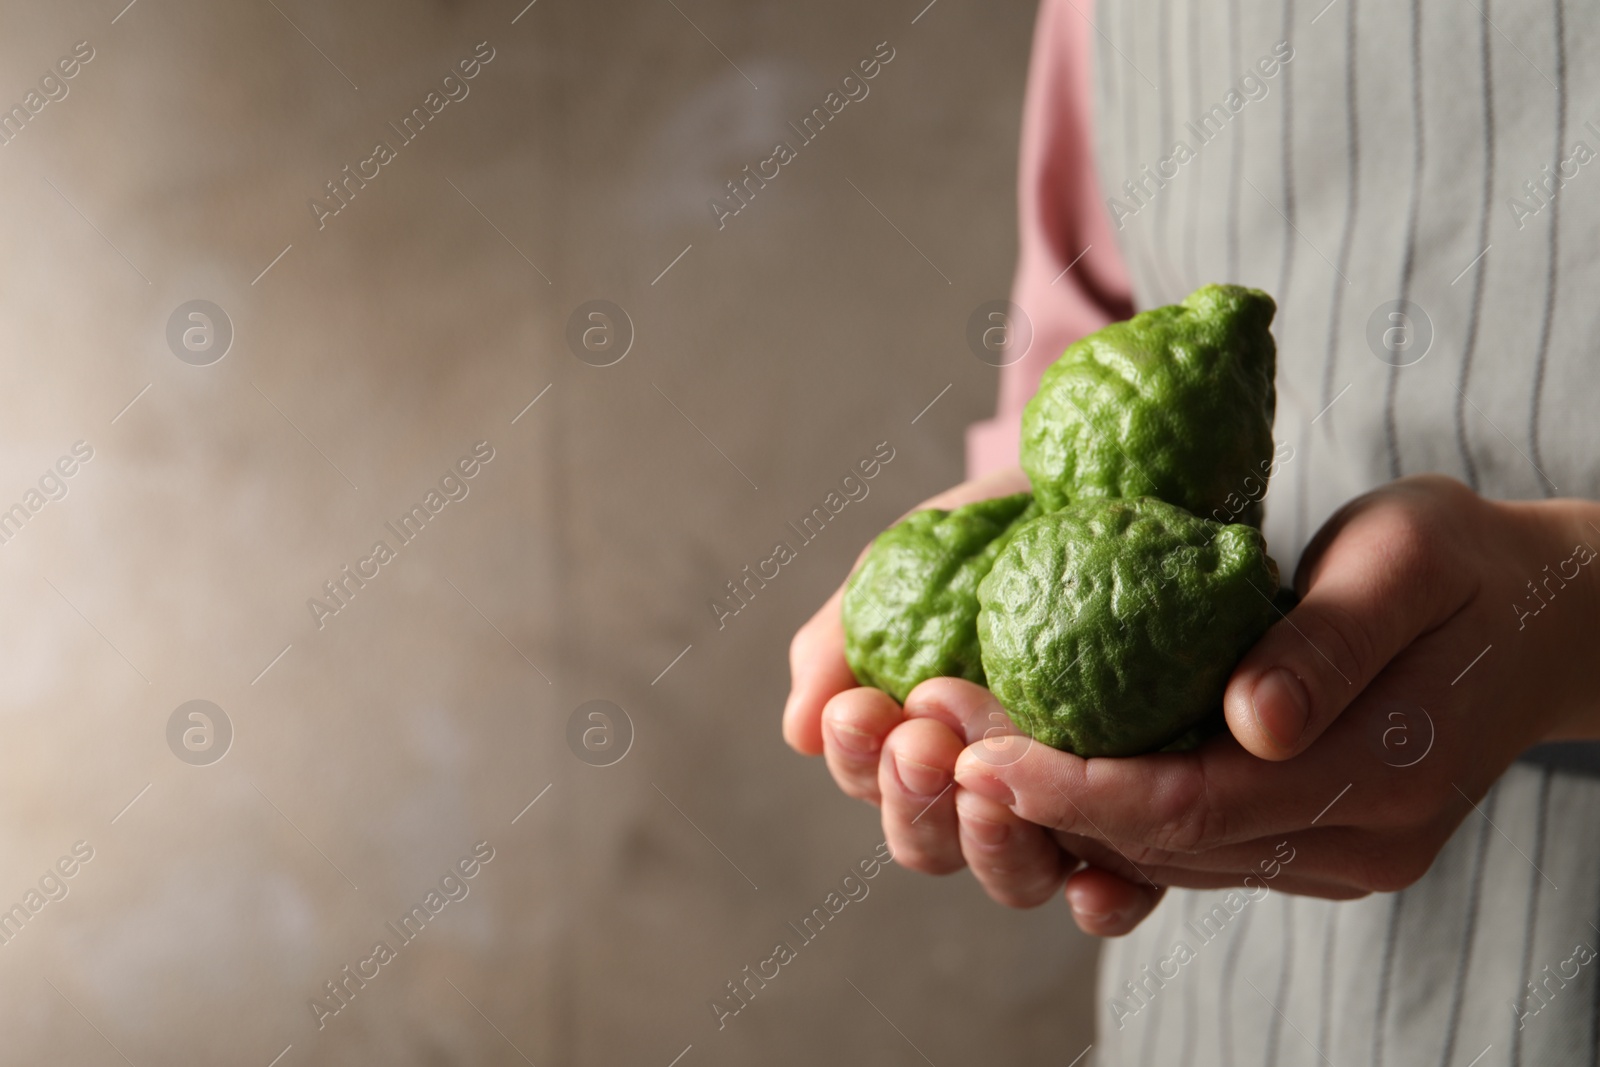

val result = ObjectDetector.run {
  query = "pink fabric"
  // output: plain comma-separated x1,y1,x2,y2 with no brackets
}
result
965,0,1135,479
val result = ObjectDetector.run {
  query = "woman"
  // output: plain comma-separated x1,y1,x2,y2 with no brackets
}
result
785,2,1600,1063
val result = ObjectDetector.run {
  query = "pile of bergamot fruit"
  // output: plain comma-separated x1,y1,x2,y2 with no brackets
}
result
843,284,1283,757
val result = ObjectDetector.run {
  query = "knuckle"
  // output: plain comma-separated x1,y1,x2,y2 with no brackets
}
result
899,851,964,877
973,853,1040,883
1062,836,1118,872
1376,504,1437,571
1399,473,1475,512
789,618,821,668
1366,494,1461,596
1350,843,1430,894
1116,841,1181,869
839,779,880,804
1088,852,1148,886
1145,769,1219,854
1300,599,1378,690
786,633,808,675
1047,806,1086,838
1147,813,1208,855
988,883,1054,910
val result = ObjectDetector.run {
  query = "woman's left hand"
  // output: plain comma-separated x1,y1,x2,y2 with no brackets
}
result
886,475,1600,933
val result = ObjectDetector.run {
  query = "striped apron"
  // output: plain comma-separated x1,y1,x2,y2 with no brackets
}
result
1091,1,1600,1062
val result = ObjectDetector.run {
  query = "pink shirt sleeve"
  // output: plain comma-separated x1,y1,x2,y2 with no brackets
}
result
965,0,1135,480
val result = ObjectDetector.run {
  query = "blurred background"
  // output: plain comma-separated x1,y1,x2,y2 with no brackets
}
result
0,0,1100,1063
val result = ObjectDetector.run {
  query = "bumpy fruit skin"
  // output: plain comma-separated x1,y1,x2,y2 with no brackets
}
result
977,497,1279,757
844,493,1037,703
1021,284,1277,526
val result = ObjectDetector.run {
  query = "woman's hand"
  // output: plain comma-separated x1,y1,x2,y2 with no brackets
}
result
782,467,1085,912
783,464,1163,929
786,472,1600,934
947,475,1600,924
781,464,1030,769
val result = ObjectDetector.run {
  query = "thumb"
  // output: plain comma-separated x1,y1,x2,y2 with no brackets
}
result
1223,503,1463,760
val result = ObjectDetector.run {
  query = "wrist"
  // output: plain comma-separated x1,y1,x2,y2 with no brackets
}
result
1498,495,1600,741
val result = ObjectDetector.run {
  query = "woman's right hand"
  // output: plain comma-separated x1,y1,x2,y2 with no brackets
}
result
781,466,1168,931
780,465,1030,769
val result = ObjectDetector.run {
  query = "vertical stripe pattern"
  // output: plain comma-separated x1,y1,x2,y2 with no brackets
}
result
1086,6,1600,1056
1453,0,1497,492
1511,768,1555,1067
1261,896,1294,1066
1182,2,1203,285
1094,0,1600,562
1316,901,1339,1058
1527,0,1565,496
1438,793,1497,1067
1371,894,1404,1067
1383,0,1426,480
1216,901,1254,1064
1298,0,1361,550
1225,0,1242,281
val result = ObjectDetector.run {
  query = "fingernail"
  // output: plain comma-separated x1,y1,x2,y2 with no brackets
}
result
957,769,1014,807
828,721,880,756
893,754,950,797
1075,906,1128,932
1252,667,1310,751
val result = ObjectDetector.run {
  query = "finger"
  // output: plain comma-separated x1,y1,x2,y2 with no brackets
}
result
1223,481,1476,760
783,466,1029,757
904,676,1025,745
879,718,966,876
821,688,904,805
954,726,1352,853
784,585,855,755
1054,830,1371,894
1056,838,1369,895
1064,867,1166,937
955,788,1073,908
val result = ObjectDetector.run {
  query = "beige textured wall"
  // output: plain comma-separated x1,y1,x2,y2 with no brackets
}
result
0,0,1098,1063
